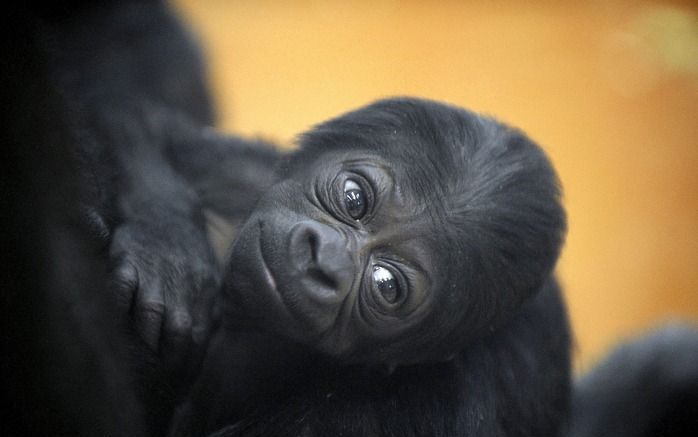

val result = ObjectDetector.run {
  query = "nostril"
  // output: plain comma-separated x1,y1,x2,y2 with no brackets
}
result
307,232,319,263
289,222,318,271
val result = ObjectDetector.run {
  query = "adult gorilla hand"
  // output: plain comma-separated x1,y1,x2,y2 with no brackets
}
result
109,211,219,383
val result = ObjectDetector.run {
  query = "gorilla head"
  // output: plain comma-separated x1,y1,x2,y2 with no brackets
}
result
224,98,565,367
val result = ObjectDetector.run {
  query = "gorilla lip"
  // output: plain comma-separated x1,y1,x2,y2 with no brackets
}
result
257,221,278,294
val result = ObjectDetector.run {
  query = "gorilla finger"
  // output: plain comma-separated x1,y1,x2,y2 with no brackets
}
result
191,320,210,347
134,291,165,352
189,323,210,375
161,309,193,370
109,258,139,309
190,288,218,348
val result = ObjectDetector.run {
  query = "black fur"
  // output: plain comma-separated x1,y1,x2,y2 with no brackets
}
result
2,6,145,435
195,280,570,437
571,324,698,437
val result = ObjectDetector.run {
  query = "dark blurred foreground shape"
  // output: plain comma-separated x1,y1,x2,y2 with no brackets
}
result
571,324,698,437
1,6,145,436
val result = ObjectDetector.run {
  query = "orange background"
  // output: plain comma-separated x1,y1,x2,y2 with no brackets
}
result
174,0,698,370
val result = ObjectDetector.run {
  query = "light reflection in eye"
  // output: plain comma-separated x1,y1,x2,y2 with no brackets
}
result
372,265,399,303
343,179,366,219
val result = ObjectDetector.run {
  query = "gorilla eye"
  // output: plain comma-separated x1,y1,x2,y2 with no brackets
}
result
371,265,400,304
343,179,367,220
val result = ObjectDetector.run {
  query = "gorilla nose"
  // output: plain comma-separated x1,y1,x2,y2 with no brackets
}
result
288,221,354,303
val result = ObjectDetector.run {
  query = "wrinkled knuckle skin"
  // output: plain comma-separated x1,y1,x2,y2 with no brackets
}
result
139,300,166,318
80,206,112,249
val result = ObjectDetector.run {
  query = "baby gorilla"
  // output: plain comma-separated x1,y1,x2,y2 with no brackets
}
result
186,97,570,436
226,97,565,366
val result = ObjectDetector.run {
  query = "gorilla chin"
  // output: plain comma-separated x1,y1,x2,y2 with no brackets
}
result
223,216,302,342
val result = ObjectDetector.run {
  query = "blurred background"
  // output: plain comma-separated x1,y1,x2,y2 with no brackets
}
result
173,0,698,370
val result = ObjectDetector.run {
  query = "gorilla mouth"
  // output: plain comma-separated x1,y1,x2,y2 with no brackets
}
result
257,220,278,295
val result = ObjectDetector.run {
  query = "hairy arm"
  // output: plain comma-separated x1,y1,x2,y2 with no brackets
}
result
36,1,222,384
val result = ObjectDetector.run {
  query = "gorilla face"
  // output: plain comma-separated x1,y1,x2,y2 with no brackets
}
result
224,98,565,367
226,150,442,364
